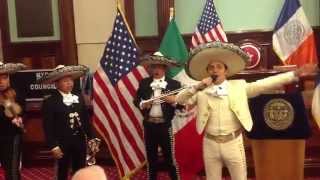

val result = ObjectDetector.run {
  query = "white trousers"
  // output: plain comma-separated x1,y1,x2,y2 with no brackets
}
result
203,134,247,180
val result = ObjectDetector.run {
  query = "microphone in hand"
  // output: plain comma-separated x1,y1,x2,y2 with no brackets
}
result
195,75,218,91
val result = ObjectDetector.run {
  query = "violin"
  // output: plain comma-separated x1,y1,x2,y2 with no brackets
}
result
0,88,24,129
2,99,22,118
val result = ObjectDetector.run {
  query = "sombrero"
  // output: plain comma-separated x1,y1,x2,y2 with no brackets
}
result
40,64,89,84
140,52,180,67
186,42,250,81
0,62,27,74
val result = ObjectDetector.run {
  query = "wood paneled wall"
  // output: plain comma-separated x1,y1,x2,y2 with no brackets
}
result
0,0,78,68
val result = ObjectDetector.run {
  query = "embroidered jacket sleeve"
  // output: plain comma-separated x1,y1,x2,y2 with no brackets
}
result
245,71,298,98
176,86,198,106
133,78,151,111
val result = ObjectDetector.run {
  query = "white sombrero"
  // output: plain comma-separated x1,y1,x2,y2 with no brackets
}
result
40,64,89,84
140,52,180,67
186,42,250,81
0,62,27,74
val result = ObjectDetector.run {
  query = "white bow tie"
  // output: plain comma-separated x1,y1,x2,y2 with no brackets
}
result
63,94,79,106
150,79,167,90
206,85,228,97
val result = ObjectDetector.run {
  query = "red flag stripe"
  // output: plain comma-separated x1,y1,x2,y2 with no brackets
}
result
121,75,140,99
93,72,145,167
284,33,318,66
93,101,137,172
217,24,228,42
94,71,146,161
92,115,125,175
93,8,146,178
131,66,149,86
105,69,145,139
192,29,203,48
95,68,143,140
191,36,199,48
191,37,198,48
92,100,130,173
93,88,136,170
114,83,144,139
206,30,216,42
214,27,225,42
106,85,146,162
94,69,146,153
195,31,205,44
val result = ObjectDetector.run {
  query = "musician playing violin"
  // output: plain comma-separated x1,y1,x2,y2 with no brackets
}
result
0,62,26,180
134,52,181,180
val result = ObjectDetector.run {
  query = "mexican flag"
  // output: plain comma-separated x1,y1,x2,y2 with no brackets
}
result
159,19,204,180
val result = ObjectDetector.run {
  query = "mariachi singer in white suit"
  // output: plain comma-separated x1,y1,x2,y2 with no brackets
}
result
175,42,317,180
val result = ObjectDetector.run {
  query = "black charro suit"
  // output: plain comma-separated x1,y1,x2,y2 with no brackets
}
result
42,91,92,180
0,89,24,180
134,76,181,180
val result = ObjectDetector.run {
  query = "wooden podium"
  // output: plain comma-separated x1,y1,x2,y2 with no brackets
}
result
248,93,310,180
251,140,305,180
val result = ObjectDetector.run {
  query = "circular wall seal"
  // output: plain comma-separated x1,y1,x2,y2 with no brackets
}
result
283,20,305,45
240,43,261,69
263,98,294,130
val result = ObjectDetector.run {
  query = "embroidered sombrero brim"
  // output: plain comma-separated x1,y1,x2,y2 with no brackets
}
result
140,54,180,67
0,63,27,74
40,65,89,84
186,42,250,81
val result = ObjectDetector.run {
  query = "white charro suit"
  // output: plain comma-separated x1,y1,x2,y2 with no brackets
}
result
176,72,298,180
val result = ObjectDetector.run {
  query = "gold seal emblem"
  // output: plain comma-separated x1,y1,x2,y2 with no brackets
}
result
263,98,294,130
284,20,305,45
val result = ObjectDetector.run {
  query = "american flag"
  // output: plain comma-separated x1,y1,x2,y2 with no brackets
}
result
92,8,148,178
191,0,228,48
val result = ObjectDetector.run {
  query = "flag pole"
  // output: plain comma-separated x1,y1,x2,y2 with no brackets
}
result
116,1,138,47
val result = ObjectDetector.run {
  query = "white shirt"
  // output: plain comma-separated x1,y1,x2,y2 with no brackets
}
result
58,90,79,106
205,81,241,135
206,80,228,97
149,77,166,118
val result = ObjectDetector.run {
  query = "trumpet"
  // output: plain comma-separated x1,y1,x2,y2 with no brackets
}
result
142,86,189,104
142,75,218,104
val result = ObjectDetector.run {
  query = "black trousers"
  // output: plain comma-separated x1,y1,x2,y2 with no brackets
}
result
0,134,22,180
144,121,177,180
55,134,87,180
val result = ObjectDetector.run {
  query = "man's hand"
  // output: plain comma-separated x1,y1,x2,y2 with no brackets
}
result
294,64,319,77
162,95,176,104
11,116,23,128
140,100,152,109
51,146,64,159
195,76,213,90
